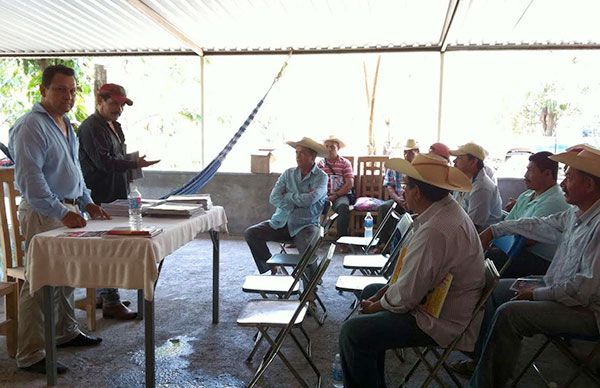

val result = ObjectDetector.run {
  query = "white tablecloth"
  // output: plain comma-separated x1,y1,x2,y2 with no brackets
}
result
27,206,227,301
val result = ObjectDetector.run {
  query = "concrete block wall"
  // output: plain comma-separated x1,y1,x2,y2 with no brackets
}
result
136,170,527,235
136,171,279,235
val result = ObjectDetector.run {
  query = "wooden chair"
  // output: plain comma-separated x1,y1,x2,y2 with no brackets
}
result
0,168,25,290
0,168,97,331
0,281,18,357
349,156,389,235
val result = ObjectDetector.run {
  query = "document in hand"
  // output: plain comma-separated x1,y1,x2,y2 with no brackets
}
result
509,276,546,293
105,226,163,238
421,273,453,318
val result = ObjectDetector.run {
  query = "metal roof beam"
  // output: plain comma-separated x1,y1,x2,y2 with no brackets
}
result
438,0,460,53
127,0,205,56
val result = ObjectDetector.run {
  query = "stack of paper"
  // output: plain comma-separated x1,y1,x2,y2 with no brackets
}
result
165,194,212,210
104,225,163,238
144,203,205,218
102,199,165,217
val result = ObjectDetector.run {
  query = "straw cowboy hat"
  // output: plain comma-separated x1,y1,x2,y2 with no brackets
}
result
404,138,420,150
386,153,472,192
450,142,488,161
550,145,600,178
323,135,346,149
286,137,327,157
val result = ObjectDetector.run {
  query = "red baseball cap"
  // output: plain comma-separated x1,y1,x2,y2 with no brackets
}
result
429,142,451,161
98,83,133,106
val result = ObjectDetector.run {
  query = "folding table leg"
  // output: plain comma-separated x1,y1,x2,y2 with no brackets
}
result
43,285,57,386
144,297,155,388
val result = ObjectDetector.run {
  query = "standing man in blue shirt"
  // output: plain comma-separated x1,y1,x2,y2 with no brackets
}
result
245,137,327,278
9,65,111,374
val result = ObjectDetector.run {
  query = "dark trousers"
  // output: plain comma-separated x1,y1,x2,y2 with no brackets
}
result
339,283,436,388
487,247,551,278
332,196,350,238
244,221,319,281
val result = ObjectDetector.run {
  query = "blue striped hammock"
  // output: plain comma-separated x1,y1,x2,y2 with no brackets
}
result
161,55,290,199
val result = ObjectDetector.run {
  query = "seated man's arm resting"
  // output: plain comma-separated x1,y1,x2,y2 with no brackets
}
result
380,228,445,313
491,210,568,245
467,187,493,227
334,177,354,198
285,174,328,208
534,231,600,306
269,172,293,210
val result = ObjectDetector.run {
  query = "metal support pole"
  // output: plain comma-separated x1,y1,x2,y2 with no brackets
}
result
43,285,57,385
210,230,220,323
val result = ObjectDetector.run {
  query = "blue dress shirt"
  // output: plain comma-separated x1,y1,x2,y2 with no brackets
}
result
9,103,93,219
269,163,328,237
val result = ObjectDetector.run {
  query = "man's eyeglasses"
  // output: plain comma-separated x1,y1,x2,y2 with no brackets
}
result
50,86,78,96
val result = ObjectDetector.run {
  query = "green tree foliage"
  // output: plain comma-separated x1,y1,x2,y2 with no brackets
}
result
512,83,576,137
0,58,94,130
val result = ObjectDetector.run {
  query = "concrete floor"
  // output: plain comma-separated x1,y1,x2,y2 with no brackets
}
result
0,235,597,387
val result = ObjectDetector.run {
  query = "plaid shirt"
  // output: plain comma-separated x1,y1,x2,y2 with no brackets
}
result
383,168,404,195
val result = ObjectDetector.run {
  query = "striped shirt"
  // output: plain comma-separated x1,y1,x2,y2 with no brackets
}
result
380,195,486,351
317,156,354,195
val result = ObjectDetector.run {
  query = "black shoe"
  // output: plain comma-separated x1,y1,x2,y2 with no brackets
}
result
96,297,131,309
21,359,68,374
57,333,102,348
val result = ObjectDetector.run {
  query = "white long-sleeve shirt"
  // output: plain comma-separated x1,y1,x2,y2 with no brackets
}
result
381,195,486,351
492,198,600,332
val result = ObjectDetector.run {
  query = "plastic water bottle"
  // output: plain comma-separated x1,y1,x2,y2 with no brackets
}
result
332,353,343,387
364,212,373,238
128,184,143,230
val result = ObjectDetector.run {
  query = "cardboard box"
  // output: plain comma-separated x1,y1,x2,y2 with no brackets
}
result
251,150,273,174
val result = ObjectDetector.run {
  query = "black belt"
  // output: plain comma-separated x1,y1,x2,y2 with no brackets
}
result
62,198,79,205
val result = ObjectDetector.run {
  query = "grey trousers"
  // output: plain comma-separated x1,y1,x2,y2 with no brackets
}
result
470,279,599,388
332,196,350,238
244,221,319,282
16,201,81,367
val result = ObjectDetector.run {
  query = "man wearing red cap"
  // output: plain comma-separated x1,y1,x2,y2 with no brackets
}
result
78,83,159,320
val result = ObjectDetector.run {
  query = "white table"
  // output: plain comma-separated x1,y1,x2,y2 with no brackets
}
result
26,206,228,387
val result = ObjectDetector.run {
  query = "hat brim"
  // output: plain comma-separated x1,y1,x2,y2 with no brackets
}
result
286,139,327,158
324,138,346,149
550,152,600,178
111,95,133,106
386,158,472,192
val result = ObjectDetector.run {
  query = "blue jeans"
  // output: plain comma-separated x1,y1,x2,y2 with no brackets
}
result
470,279,599,387
339,284,436,388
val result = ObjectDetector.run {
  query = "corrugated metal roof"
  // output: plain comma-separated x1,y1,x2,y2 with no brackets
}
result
0,0,599,57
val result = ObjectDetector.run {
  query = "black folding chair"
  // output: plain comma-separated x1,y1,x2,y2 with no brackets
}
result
512,334,600,387
336,201,398,253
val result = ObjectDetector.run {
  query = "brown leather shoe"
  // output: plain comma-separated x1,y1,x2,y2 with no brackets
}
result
102,303,137,320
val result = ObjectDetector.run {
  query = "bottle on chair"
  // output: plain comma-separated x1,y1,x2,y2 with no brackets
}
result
364,212,373,238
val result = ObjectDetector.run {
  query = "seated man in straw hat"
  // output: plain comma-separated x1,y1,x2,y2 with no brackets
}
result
451,142,503,231
338,152,486,388
245,137,328,278
468,145,600,387
373,138,419,252
317,135,354,249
